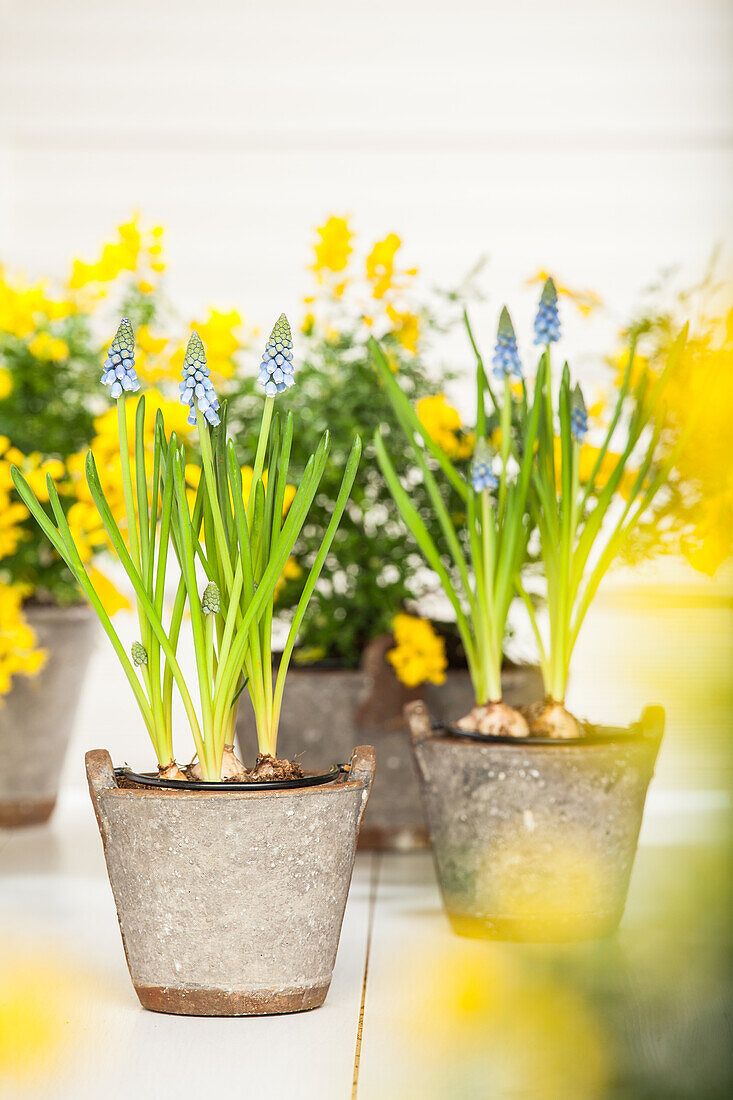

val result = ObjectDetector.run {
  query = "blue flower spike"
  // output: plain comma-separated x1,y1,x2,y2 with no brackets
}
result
571,383,588,444
179,332,220,427
258,313,295,397
101,318,140,398
492,307,522,379
534,278,561,345
470,438,499,493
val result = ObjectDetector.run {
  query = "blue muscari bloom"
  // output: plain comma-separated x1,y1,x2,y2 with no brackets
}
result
470,439,499,493
100,318,140,398
492,306,522,379
533,278,561,345
571,383,588,443
258,313,295,397
178,332,220,427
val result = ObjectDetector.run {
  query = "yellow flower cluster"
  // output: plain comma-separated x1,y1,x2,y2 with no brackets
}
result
0,266,73,339
307,215,422,354
0,438,56,556
311,215,353,281
68,217,164,291
0,582,46,695
416,394,474,460
134,309,248,384
0,436,133,619
387,613,447,688
66,391,193,566
366,233,417,300
612,308,733,575
552,437,638,499
27,332,69,362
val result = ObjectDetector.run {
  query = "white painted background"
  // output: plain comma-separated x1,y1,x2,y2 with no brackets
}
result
0,0,730,344
1,0,731,793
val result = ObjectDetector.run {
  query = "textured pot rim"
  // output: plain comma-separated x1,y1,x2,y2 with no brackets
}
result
86,746,376,804
115,763,346,792
437,716,664,748
403,702,665,750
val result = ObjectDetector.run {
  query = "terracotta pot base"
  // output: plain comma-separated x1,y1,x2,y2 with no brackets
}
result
0,797,56,828
135,980,330,1017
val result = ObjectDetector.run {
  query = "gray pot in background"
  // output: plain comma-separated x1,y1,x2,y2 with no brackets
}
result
406,700,663,942
86,744,375,1016
236,636,544,851
0,603,96,827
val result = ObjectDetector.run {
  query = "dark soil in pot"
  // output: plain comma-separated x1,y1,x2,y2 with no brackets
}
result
406,701,664,942
86,744,375,1016
235,635,544,851
0,602,96,827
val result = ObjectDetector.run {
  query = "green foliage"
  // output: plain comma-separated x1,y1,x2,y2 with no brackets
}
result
0,315,97,456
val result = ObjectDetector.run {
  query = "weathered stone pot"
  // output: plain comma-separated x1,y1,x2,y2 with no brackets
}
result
236,637,543,851
406,701,664,942
0,602,96,827
85,744,375,1016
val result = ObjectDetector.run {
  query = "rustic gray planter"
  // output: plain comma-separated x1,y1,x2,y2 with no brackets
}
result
0,602,96,826
236,637,543,851
406,701,663,942
86,744,375,1016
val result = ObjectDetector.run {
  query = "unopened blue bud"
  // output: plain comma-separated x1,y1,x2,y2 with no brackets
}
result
570,383,588,443
492,307,522,379
179,332,220,428
533,278,561,345
470,439,499,493
258,314,295,396
101,319,140,398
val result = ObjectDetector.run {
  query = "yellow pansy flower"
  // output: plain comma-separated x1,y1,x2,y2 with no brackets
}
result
386,304,420,353
387,613,447,688
416,394,473,460
312,216,353,276
0,581,47,696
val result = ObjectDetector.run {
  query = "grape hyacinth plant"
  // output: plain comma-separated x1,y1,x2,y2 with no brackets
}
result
13,317,361,781
371,309,545,737
518,279,692,737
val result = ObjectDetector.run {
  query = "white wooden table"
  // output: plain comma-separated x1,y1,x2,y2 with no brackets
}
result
0,788,729,1100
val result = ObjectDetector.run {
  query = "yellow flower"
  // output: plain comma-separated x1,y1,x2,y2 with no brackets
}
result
609,347,653,390
387,614,447,688
27,333,69,361
0,581,47,696
386,305,420,353
526,269,603,316
0,366,12,399
274,557,302,601
312,216,353,277
88,568,130,616
416,394,473,459
552,438,638,499
365,233,402,299
66,215,163,290
187,308,245,380
0,271,73,336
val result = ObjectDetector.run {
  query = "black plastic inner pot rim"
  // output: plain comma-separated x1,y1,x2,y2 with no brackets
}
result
114,763,348,791
436,711,664,748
